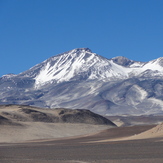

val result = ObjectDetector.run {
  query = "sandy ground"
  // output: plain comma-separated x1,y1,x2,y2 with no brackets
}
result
1,105,163,143
1,105,163,162
129,123,163,140
0,122,109,143
1,125,163,163
92,123,163,143
0,105,114,143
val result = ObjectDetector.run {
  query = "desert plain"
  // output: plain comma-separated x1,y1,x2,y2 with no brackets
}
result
1,105,163,163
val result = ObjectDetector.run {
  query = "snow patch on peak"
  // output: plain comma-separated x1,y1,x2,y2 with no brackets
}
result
2,73,16,78
34,49,98,87
151,57,163,67
28,48,163,89
143,59,163,71
34,49,132,88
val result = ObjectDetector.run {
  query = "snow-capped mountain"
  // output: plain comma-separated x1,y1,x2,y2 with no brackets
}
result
21,48,132,88
1,48,163,116
21,48,163,86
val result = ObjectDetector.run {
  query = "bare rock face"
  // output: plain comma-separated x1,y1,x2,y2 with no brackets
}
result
20,108,57,123
0,115,11,125
57,108,116,126
111,56,135,67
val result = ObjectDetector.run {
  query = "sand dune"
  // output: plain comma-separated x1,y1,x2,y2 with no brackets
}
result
128,122,163,140
91,123,163,143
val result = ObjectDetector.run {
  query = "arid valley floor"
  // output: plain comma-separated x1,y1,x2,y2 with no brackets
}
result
1,105,163,163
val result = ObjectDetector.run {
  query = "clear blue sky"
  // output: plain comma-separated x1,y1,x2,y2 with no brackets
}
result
0,0,163,76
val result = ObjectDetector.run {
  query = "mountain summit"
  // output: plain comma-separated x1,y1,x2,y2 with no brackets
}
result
1,48,163,115
111,56,134,67
21,48,131,88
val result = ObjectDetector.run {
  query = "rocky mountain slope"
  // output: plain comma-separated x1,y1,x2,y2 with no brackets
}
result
1,48,163,115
